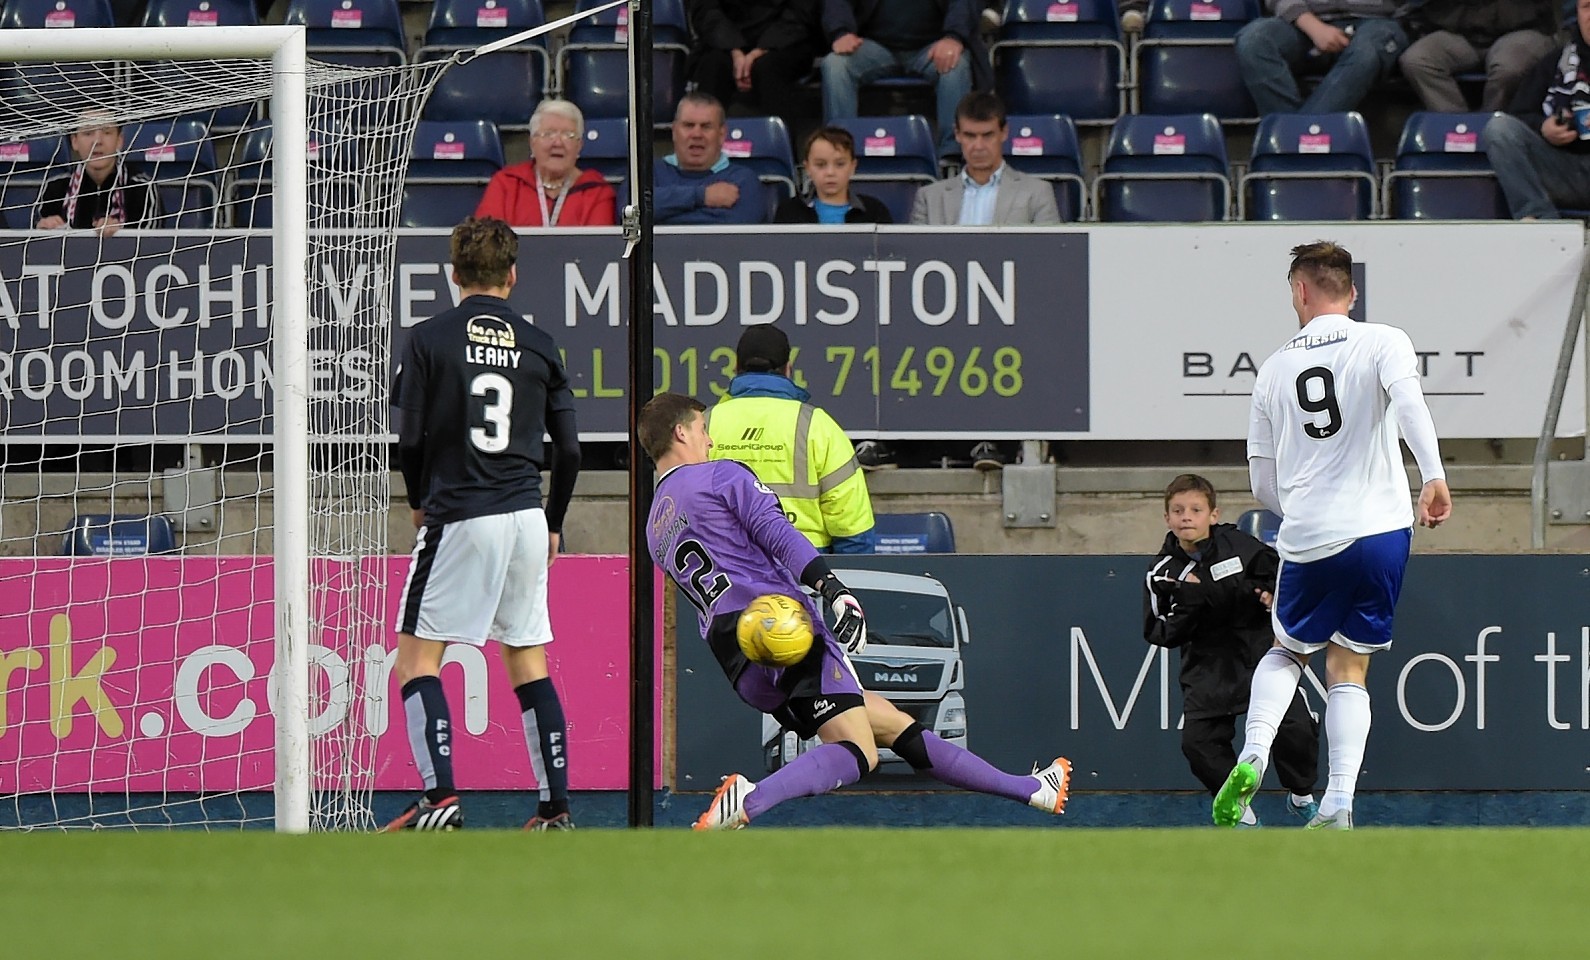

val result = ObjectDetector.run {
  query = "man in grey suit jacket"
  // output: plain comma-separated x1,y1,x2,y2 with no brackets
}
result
910,92,1061,225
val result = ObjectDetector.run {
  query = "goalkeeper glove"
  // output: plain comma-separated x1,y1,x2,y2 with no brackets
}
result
817,576,867,655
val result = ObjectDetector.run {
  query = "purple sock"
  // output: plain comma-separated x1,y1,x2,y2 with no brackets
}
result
742,742,865,821
920,731,1036,804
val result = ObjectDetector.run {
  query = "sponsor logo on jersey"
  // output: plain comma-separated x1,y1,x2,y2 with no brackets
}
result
465,314,516,348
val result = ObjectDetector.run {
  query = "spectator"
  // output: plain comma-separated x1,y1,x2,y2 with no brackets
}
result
36,113,163,236
655,92,766,225
475,100,617,227
910,92,1059,225
1484,0,1590,219
1143,474,1320,827
820,0,991,155
707,324,876,553
687,0,823,131
774,125,893,222
1234,0,1409,115
1398,0,1559,112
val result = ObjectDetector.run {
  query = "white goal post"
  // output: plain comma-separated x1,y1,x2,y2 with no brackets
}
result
0,26,313,832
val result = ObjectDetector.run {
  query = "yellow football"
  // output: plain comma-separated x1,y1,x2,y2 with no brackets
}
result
736,594,815,667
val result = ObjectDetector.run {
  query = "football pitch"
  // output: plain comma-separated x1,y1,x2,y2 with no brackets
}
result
7,828,1583,958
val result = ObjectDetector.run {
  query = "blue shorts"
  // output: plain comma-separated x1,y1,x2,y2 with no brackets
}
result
1273,528,1411,655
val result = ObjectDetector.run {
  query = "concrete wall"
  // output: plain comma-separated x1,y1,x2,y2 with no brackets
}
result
10,463,1586,556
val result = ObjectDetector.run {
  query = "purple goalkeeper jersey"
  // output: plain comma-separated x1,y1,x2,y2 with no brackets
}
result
648,459,822,632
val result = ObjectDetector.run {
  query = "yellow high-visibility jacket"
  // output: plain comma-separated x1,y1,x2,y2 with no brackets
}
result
707,391,874,551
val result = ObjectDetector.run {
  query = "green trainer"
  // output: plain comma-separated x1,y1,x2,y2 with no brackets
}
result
1212,760,1260,827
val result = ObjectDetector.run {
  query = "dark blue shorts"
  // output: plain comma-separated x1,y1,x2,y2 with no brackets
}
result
1273,528,1411,654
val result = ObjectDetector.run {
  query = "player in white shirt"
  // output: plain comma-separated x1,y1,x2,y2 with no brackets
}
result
1213,241,1452,831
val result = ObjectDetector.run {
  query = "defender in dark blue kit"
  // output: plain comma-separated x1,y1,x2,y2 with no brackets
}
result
384,217,583,832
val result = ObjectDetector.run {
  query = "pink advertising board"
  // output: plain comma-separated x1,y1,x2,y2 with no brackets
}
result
0,556,663,793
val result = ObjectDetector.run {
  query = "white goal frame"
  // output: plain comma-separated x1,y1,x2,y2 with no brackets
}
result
0,26,312,833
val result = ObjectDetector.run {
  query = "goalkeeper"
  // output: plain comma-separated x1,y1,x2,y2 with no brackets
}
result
640,392,1072,829
1143,474,1319,825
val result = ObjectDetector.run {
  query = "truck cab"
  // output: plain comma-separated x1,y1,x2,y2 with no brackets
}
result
763,569,970,772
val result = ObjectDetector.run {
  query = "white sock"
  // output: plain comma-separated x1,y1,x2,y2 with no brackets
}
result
1289,793,1316,807
1321,682,1371,816
1238,648,1304,777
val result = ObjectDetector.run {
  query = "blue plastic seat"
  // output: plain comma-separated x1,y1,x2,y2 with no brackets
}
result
724,116,798,219
0,0,113,27
422,0,545,46
225,120,357,227
416,0,549,130
1385,112,1508,220
1135,0,1258,120
284,0,407,67
1235,509,1281,545
872,513,957,554
0,134,68,228
123,118,219,227
408,119,505,178
136,0,265,129
991,0,1127,123
140,0,256,27
1002,114,1086,221
400,120,503,227
1241,112,1377,220
1094,113,1230,222
829,115,939,222
578,116,631,186
61,515,179,556
557,0,688,122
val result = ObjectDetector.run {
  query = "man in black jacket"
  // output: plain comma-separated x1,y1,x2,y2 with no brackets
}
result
1397,0,1558,111
1143,475,1320,826
1483,0,1590,218
687,0,823,130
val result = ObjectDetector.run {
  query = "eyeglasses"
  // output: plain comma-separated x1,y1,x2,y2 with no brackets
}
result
531,130,579,142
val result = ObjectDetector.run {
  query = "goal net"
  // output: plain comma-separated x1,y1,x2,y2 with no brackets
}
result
0,27,452,831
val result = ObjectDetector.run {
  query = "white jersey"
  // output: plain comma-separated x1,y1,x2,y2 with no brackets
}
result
1248,314,1419,561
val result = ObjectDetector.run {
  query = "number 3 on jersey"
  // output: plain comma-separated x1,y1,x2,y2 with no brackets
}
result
1295,365,1342,439
470,372,514,453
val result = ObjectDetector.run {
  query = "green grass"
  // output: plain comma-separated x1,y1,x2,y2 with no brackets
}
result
5,829,1585,958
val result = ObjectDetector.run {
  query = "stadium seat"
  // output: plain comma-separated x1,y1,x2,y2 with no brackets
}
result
61,514,179,556
225,120,357,228
557,0,689,122
0,134,68,229
416,0,549,131
137,0,265,130
1384,112,1508,220
0,0,113,28
284,0,407,67
1093,113,1231,222
872,513,957,554
578,115,630,185
724,116,798,221
1002,114,1086,220
1134,0,1259,121
829,115,939,223
1235,509,1281,545
422,0,545,47
1240,112,1377,220
123,118,220,227
141,0,256,27
400,120,504,227
991,0,1127,123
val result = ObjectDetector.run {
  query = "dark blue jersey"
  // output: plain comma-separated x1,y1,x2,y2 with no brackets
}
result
393,294,579,526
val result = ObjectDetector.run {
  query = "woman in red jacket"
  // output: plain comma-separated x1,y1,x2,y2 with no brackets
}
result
475,99,618,227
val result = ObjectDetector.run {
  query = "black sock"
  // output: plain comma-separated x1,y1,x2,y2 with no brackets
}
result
401,676,455,802
515,678,569,810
